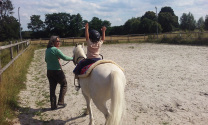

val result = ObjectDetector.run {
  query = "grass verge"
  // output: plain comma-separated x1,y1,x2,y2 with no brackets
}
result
0,45,39,125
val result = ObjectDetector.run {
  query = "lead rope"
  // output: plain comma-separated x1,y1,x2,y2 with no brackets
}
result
62,61,70,66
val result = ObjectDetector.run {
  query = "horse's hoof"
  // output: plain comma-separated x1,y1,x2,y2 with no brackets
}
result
84,110,89,115
89,122,95,125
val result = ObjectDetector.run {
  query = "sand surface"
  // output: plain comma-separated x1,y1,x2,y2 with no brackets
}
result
13,43,208,125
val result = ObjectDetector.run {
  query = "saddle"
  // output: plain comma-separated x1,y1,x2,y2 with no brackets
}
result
78,60,124,78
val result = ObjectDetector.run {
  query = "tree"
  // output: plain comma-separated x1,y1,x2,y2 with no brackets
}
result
109,25,124,35
139,18,152,33
0,0,20,41
158,13,174,32
69,13,84,37
101,20,111,28
180,12,196,31
89,17,102,30
0,16,19,41
158,6,179,32
139,18,162,34
123,17,140,34
28,15,45,32
27,15,45,38
101,20,111,35
139,11,162,34
141,11,156,21
45,13,71,37
204,15,208,30
88,17,111,35
0,0,14,18
131,18,140,34
197,17,204,30
160,6,175,16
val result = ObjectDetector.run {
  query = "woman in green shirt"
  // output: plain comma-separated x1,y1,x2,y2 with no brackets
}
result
45,36,73,110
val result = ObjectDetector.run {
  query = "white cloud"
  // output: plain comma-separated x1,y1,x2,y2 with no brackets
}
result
11,0,208,30
172,0,194,6
38,8,58,13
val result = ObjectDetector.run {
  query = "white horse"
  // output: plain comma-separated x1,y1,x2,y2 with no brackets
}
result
72,44,126,125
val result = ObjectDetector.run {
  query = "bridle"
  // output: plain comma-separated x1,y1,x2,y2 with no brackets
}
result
73,55,86,65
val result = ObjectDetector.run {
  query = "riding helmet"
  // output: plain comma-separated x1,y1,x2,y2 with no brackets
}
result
89,29,100,43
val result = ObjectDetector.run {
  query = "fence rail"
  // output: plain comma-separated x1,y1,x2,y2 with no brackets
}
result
0,40,30,82
30,31,208,45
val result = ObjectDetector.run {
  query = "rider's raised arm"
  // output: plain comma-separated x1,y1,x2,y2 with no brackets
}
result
101,26,106,41
85,23,89,41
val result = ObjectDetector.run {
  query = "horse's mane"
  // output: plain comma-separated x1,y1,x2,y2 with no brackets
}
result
73,44,86,58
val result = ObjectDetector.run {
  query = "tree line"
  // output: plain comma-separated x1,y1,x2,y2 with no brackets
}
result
1,0,208,41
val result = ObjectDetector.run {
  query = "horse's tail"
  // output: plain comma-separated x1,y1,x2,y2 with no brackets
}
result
106,71,125,125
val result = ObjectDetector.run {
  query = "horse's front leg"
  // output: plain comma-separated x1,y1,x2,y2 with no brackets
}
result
82,91,94,125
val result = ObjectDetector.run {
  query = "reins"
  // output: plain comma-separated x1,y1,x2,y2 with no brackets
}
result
75,56,86,65
61,55,86,66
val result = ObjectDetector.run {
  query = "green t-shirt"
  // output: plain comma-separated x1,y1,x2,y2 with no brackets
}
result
45,47,73,70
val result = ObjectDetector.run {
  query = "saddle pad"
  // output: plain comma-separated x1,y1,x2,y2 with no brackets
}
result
80,64,93,74
78,60,124,78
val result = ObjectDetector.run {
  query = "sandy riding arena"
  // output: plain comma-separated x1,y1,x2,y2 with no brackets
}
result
13,43,208,125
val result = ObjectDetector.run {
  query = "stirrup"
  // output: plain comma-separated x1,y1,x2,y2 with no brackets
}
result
74,75,80,91
75,85,80,91
75,75,79,79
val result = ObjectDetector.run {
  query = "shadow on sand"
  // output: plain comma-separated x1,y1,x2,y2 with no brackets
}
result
17,106,87,125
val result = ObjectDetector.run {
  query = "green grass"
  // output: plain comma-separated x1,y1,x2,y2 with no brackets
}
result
146,32,208,46
0,45,40,125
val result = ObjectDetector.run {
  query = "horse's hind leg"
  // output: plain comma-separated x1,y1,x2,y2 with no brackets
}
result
82,91,94,125
93,100,110,122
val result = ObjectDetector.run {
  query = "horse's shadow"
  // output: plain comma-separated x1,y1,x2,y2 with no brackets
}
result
18,106,86,125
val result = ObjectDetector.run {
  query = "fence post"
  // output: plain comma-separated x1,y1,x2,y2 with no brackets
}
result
144,34,145,40
25,42,27,48
63,39,65,46
10,41,13,59
73,37,74,45
21,40,23,50
128,35,129,42
0,52,1,83
40,38,42,45
16,41,19,53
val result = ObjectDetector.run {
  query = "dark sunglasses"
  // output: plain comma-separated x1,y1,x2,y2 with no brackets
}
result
56,40,60,42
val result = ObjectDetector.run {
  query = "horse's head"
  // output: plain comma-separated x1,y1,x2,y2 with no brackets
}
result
73,43,86,65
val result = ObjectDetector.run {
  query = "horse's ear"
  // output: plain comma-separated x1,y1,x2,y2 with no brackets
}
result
75,43,78,47
82,43,84,49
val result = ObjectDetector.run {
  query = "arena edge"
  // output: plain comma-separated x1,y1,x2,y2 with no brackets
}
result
0,45,39,125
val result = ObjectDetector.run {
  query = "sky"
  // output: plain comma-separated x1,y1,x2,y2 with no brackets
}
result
12,0,208,31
